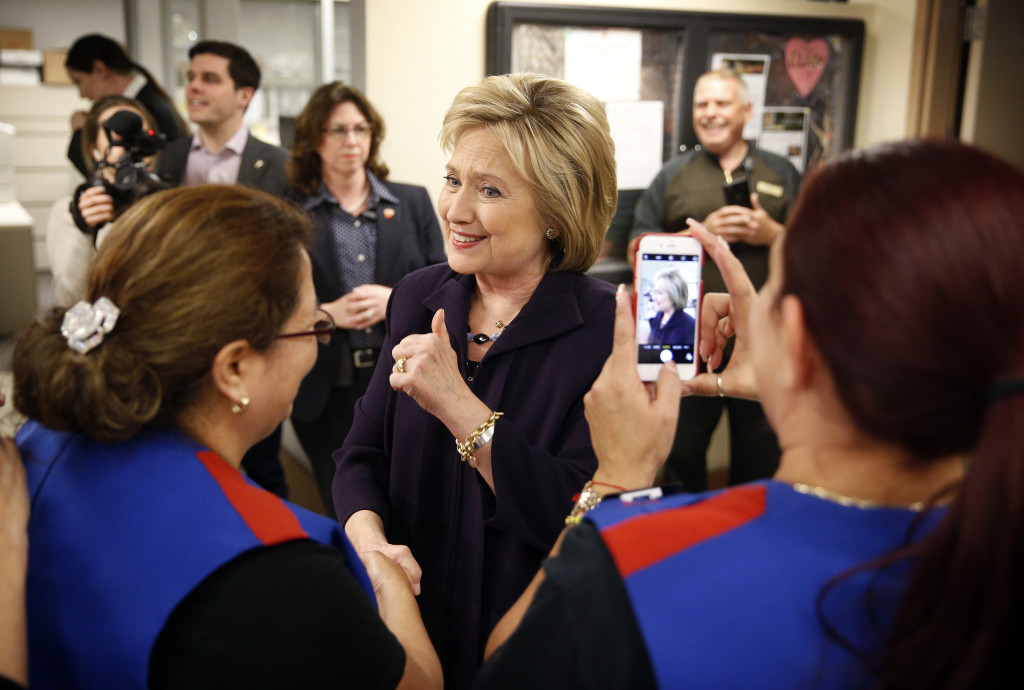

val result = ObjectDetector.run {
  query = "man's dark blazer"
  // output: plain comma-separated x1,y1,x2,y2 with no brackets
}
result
291,181,446,422
154,130,291,493
155,132,289,197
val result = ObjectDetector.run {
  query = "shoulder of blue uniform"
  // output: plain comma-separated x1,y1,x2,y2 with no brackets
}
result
589,482,771,578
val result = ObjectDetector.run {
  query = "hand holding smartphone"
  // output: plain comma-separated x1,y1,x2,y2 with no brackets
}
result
633,233,704,381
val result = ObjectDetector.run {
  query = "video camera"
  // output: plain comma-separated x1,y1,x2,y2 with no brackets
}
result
93,109,169,212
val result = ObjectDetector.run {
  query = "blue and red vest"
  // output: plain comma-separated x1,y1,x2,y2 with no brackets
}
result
18,420,374,690
588,481,944,688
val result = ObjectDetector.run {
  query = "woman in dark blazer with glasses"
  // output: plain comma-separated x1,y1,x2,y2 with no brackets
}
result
289,82,446,516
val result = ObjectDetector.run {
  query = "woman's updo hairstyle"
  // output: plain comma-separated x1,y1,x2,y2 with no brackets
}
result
13,185,312,443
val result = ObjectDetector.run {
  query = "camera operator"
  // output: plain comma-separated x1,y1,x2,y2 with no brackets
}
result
46,96,165,305
71,103,167,236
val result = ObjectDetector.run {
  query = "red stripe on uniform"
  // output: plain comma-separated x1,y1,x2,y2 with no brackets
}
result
604,484,767,579
196,450,309,545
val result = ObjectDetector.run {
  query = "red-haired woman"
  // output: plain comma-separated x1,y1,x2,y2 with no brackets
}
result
479,138,1023,689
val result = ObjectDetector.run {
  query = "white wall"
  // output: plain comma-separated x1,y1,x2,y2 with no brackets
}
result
0,0,125,49
364,0,917,196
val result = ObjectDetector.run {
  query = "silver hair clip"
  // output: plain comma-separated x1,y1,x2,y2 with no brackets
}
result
61,297,120,354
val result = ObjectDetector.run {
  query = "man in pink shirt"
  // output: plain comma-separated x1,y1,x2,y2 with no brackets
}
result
157,40,290,496
157,40,288,196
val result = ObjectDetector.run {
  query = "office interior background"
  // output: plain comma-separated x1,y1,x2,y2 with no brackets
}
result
2,0,1022,268
1,0,1022,490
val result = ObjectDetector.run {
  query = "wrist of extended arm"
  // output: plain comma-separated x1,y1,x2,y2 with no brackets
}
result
565,480,632,525
455,411,503,469
344,510,387,552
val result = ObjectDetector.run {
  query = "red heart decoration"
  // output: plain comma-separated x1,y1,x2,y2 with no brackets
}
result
785,38,829,98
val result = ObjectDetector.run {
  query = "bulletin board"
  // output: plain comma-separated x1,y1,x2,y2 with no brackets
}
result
487,3,863,261
486,2,864,183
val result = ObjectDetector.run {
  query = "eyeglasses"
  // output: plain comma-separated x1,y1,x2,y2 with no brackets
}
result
277,308,335,346
324,123,372,139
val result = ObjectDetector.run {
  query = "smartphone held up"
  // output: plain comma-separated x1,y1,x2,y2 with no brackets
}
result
722,177,752,208
634,233,704,381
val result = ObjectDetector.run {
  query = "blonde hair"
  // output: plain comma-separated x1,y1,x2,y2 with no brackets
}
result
440,73,617,273
13,185,312,443
654,269,689,310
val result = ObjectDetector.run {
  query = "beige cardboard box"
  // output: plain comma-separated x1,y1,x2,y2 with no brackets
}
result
43,50,71,84
0,28,32,50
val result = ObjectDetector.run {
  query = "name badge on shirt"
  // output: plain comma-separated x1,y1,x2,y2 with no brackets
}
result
755,180,784,198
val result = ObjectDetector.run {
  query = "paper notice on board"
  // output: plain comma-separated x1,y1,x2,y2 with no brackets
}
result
711,53,770,142
565,29,642,102
606,100,664,190
758,107,810,172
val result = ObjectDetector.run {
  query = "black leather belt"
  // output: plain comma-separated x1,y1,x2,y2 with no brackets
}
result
352,348,379,368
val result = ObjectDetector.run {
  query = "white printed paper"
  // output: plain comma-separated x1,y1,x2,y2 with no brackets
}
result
565,29,642,102
606,100,664,190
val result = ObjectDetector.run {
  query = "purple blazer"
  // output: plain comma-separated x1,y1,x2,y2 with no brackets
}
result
648,309,695,346
333,263,615,689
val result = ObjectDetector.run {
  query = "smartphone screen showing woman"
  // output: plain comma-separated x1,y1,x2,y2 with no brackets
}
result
635,234,703,380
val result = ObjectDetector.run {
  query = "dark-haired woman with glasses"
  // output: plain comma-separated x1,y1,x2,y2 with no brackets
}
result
3,185,441,689
288,82,445,517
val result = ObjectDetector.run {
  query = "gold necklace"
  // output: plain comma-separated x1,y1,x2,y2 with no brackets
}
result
468,314,516,344
790,482,927,512
468,301,520,344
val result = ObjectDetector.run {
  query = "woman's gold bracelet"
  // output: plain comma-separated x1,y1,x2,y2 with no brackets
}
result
456,411,503,468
